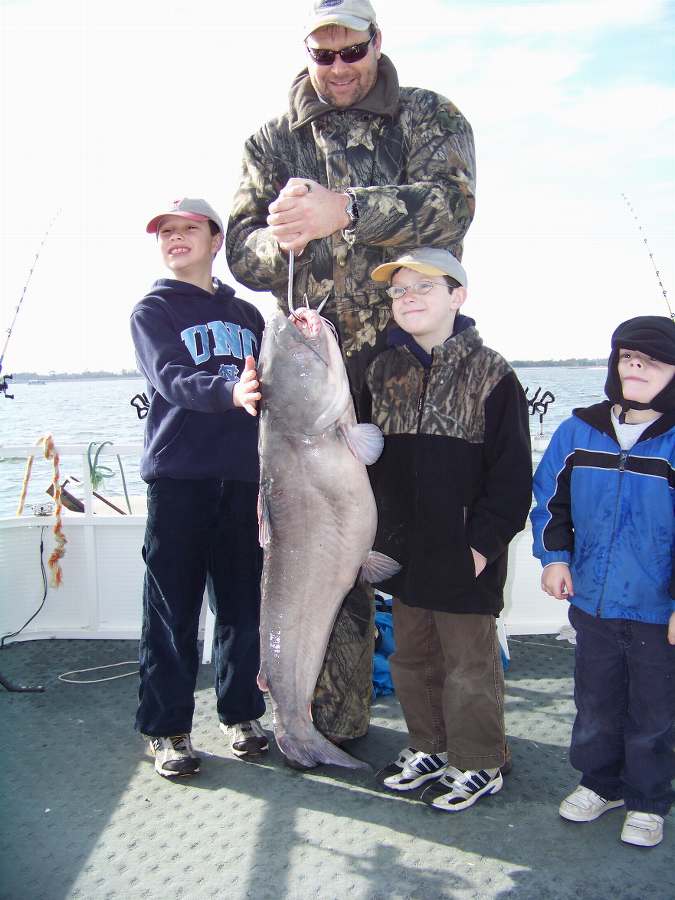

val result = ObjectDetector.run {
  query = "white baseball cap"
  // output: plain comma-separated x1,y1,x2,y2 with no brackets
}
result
304,0,377,39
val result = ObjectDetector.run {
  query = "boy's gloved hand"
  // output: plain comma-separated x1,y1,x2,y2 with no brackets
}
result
668,611,675,646
541,562,574,600
233,355,261,417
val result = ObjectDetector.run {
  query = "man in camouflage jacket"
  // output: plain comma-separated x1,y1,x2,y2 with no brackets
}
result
226,0,476,746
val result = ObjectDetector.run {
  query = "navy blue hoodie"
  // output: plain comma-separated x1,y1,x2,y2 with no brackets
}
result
130,278,265,483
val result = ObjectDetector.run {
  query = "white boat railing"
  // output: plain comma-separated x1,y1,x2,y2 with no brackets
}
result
0,442,566,643
1,442,145,526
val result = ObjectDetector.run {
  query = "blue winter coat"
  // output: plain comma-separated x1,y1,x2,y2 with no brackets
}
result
531,401,675,624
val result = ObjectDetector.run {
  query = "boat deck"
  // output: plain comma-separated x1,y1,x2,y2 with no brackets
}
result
2,636,672,900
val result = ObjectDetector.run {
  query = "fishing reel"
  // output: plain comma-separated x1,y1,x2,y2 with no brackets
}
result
0,373,14,400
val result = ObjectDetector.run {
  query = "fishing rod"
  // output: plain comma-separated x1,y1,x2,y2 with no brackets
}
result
621,193,673,321
0,208,62,399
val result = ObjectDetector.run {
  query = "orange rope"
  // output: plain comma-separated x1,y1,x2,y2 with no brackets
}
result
16,454,35,516
39,434,67,587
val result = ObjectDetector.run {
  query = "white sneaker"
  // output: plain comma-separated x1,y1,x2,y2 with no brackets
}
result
378,747,448,791
559,785,624,822
220,720,269,757
421,766,503,812
149,734,200,778
621,811,664,847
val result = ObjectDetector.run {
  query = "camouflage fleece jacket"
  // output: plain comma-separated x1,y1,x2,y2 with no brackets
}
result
363,323,532,615
226,55,475,395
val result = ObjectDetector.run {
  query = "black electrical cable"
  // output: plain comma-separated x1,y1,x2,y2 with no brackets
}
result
0,527,48,691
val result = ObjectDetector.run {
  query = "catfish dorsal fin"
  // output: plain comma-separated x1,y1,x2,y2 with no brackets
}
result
339,423,384,465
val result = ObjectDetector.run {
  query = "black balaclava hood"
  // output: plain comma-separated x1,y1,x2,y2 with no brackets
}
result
604,315,675,421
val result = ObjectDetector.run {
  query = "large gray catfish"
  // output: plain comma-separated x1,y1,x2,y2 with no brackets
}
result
257,308,399,769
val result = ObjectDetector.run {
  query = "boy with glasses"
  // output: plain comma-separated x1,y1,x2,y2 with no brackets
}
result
227,0,476,749
363,248,532,811
531,316,675,847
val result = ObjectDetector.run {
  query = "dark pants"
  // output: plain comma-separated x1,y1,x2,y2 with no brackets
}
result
135,478,265,737
569,604,675,815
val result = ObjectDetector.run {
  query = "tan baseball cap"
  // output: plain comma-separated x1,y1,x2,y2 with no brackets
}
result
304,0,377,39
371,248,468,287
146,197,224,234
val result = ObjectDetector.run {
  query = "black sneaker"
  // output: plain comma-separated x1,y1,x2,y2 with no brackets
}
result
377,747,448,792
221,720,269,757
421,765,502,811
149,734,200,778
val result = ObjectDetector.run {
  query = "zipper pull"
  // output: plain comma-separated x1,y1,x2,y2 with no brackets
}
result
417,372,429,414
618,450,628,471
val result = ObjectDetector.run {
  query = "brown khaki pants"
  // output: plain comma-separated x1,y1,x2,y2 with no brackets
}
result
389,599,507,771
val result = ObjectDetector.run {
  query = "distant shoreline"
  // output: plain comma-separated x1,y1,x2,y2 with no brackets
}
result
8,359,608,381
9,372,143,383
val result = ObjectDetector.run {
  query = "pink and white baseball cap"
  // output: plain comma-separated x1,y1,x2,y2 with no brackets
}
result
145,197,224,234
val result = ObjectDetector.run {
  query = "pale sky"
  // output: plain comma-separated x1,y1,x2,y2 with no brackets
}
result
1,0,674,374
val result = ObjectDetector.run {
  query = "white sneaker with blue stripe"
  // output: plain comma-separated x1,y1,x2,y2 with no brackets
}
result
378,747,448,791
421,765,503,811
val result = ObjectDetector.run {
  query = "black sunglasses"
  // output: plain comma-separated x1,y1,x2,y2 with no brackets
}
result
306,34,374,66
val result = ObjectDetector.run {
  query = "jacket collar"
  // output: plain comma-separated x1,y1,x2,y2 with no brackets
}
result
574,400,675,443
288,54,400,131
388,314,479,369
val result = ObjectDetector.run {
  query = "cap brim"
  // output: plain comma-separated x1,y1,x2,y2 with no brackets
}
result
146,211,209,234
304,15,371,38
371,261,448,282
615,340,675,366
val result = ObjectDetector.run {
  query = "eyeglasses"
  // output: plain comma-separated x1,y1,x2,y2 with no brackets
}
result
305,34,374,66
385,280,447,300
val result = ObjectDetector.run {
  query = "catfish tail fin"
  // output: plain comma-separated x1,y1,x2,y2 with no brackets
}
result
276,727,370,771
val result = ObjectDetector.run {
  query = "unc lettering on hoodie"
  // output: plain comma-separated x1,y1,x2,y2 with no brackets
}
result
181,320,258,366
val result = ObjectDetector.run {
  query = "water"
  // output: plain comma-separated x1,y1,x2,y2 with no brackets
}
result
0,368,608,518
0,378,148,517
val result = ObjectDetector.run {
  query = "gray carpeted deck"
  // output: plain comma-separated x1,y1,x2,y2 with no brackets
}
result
1,636,672,900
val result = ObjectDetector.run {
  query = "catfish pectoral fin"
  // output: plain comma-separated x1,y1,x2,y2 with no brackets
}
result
361,550,401,584
339,423,384,465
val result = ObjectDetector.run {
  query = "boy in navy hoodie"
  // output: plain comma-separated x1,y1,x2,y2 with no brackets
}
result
131,198,268,777
531,316,675,847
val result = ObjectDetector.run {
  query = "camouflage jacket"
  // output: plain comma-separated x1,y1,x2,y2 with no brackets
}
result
364,325,532,614
226,55,475,395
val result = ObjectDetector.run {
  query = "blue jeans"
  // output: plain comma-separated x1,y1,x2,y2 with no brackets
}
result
569,604,675,815
135,478,265,737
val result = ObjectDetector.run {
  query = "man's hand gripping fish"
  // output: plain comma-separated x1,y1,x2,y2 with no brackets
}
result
257,301,399,770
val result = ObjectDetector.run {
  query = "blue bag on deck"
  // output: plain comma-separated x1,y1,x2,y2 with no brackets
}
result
372,593,395,697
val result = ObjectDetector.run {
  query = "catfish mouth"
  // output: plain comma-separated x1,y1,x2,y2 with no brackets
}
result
281,314,331,369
